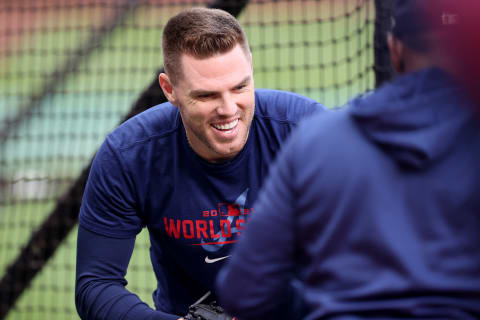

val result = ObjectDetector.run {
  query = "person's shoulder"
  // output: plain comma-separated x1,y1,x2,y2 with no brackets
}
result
107,101,180,150
297,107,349,137
254,89,327,124
292,105,363,155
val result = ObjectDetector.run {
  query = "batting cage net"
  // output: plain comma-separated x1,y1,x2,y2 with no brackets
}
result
0,0,392,319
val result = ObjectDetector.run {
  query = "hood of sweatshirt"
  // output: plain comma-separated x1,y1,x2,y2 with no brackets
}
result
350,67,475,169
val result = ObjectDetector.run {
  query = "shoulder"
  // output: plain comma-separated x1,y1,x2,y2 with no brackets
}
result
288,107,364,160
107,102,180,150
274,108,376,203
254,89,327,124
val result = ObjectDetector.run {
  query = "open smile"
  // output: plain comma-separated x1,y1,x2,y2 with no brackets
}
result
211,119,239,131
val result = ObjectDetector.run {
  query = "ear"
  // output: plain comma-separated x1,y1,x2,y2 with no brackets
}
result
159,73,177,105
247,51,253,71
387,33,405,74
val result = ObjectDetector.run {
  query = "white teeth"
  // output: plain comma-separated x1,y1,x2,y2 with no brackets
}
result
212,119,238,130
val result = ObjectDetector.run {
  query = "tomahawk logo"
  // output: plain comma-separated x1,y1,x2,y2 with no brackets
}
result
200,188,249,253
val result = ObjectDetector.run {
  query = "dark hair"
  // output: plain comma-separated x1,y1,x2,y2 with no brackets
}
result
391,0,429,51
162,7,250,84
392,0,459,53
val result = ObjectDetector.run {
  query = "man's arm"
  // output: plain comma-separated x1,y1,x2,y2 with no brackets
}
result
75,226,180,320
75,137,180,320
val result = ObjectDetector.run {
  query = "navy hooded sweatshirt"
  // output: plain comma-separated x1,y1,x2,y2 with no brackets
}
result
216,68,480,320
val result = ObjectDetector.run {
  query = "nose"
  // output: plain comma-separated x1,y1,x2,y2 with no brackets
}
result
216,92,237,117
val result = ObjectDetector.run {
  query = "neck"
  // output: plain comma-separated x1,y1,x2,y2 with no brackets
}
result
403,48,434,73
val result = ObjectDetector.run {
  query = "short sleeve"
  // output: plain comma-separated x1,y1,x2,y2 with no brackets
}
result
79,137,143,238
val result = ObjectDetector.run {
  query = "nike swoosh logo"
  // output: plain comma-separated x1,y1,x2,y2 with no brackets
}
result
205,255,230,264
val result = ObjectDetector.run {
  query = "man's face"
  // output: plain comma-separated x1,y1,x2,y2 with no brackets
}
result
161,44,255,163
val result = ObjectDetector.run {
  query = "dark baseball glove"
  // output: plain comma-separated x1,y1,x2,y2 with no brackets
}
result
184,301,233,320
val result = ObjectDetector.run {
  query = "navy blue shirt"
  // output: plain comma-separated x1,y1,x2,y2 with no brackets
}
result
76,89,325,320
216,68,480,319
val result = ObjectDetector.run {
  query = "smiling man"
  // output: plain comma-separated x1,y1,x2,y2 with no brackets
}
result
75,7,325,320
159,43,255,163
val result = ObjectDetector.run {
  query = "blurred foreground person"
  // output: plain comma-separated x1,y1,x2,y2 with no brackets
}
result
216,0,480,319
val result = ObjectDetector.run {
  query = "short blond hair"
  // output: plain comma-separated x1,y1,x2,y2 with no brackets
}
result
162,7,250,84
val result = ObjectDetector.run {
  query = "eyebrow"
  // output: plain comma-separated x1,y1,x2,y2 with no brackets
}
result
190,75,251,97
